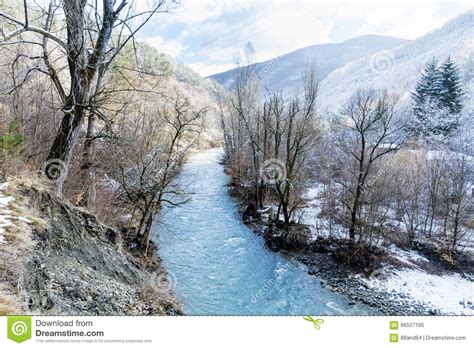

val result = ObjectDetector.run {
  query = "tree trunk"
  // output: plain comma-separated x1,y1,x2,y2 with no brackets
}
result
77,112,96,206
141,214,154,256
349,183,362,240
138,208,152,238
282,201,290,228
45,0,118,194
46,103,85,194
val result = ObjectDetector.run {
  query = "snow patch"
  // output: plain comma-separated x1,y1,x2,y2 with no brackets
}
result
388,244,430,266
365,268,474,315
298,184,347,239
0,183,14,244
14,216,32,224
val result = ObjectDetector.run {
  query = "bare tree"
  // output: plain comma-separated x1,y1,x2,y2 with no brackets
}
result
334,89,406,241
230,48,263,209
219,60,320,228
391,153,425,243
439,153,472,253
271,66,319,227
422,153,445,238
111,93,205,254
0,0,177,192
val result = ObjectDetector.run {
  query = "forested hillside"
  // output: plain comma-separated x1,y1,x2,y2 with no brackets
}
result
318,10,474,112
0,0,472,316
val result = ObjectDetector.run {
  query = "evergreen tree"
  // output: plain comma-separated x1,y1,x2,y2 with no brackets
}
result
411,57,463,138
439,56,463,115
411,58,442,135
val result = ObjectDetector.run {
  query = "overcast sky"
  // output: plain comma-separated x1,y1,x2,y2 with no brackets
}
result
138,0,473,76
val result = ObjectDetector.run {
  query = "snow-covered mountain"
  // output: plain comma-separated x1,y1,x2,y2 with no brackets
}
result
318,10,474,111
208,35,408,97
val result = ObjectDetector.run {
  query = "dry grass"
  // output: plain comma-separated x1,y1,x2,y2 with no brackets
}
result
0,175,47,315
138,272,183,315
0,284,20,316
0,293,19,315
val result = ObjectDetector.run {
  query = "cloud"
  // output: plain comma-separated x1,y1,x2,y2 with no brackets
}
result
143,35,185,57
187,62,236,76
191,3,333,65
161,0,253,25
140,1,474,76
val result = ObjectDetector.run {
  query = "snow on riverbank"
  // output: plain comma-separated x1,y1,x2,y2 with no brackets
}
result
300,184,474,315
299,184,348,240
388,244,430,266
364,268,474,315
0,182,14,244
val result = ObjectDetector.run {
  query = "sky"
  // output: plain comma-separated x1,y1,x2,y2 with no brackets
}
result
137,0,473,76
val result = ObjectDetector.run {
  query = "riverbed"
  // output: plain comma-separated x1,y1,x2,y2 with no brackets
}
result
155,148,372,315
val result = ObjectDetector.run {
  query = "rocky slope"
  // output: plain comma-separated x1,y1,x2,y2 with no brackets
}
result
0,178,182,315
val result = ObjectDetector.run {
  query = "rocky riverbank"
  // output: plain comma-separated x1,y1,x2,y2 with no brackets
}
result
295,251,437,315
247,221,451,315
0,178,182,315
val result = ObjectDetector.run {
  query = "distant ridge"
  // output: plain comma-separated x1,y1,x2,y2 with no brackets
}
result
208,34,409,97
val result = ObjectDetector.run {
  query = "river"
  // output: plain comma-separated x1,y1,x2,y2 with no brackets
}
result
155,148,371,315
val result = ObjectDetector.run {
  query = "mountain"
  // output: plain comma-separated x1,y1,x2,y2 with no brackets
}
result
318,10,474,111
208,35,408,97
